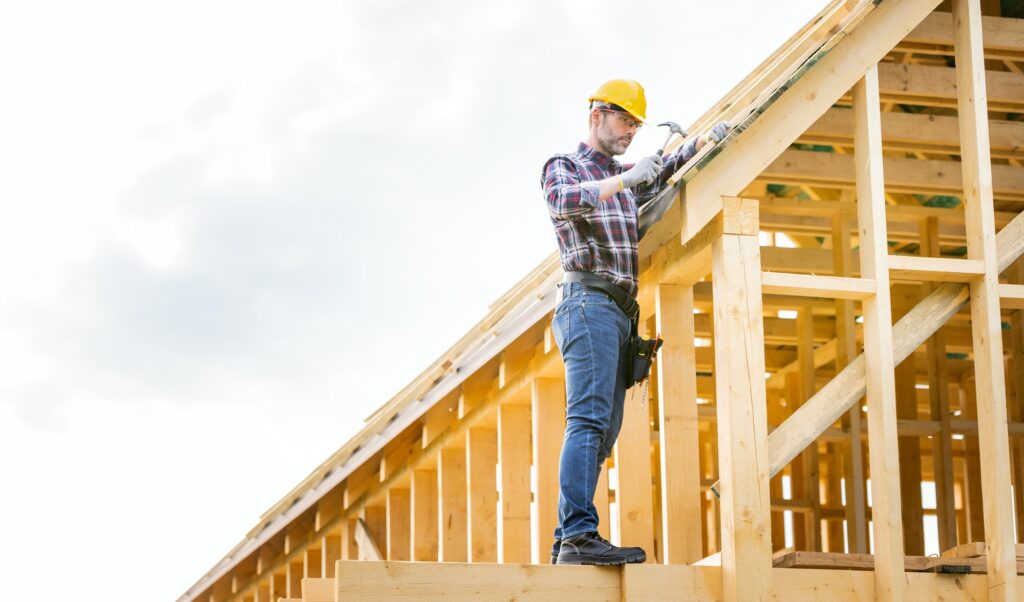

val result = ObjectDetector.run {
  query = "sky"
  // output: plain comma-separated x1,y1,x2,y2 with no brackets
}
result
0,1,829,599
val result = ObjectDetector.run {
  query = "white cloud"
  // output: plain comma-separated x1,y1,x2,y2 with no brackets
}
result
0,1,830,599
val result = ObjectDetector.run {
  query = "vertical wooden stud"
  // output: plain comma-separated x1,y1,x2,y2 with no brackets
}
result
466,427,499,563
953,0,1018,596
655,284,703,563
498,402,532,562
532,378,566,563
854,65,906,600
387,488,411,561
412,467,439,561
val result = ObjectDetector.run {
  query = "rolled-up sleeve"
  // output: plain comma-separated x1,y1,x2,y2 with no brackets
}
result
542,156,600,221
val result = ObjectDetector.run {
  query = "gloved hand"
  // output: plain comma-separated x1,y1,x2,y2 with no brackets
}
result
708,121,730,144
620,154,663,189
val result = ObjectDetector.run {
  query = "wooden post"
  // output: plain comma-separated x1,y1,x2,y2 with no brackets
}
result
895,356,924,555
615,381,656,560
961,374,986,542
439,447,468,562
923,216,958,552
341,518,358,561
531,378,565,563
797,306,821,551
834,207,868,555
655,284,703,564
411,467,438,561
711,197,771,601
498,402,532,563
1010,261,1024,544
322,532,340,578
303,546,321,579
854,65,906,600
466,427,499,563
286,560,302,598
386,488,411,561
953,0,1018,596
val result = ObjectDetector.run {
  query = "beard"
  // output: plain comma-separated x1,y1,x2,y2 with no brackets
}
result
595,118,632,156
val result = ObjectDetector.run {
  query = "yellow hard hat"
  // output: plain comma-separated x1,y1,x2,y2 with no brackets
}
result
588,79,647,123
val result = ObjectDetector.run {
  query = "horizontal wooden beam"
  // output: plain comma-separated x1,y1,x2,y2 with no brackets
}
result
1001,284,1024,310
865,61,1024,112
762,272,876,300
760,149,1024,202
887,255,986,282
901,12,1024,63
801,107,1024,160
333,561,1024,601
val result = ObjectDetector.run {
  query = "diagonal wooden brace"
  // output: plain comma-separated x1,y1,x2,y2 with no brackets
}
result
768,209,1024,479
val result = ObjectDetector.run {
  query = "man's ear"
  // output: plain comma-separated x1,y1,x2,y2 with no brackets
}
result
588,108,602,129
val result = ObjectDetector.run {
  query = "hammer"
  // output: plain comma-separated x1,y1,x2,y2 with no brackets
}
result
655,121,687,157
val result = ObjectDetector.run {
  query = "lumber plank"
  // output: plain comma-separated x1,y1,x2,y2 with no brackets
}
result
334,561,621,601
832,209,867,555
802,107,1024,160
385,489,410,561
761,271,875,299
410,468,438,561
764,206,1024,481
655,284,702,564
530,378,564,564
614,377,656,561
887,255,985,282
903,12,1024,61
321,533,340,578
497,403,531,563
465,427,498,563
954,0,1018,597
300,578,333,602
1000,283,1024,309
760,148,1024,202
438,447,468,562
867,61,1024,111
355,512,384,562
853,65,905,600
941,542,1024,559
772,550,1024,574
711,230,772,600
922,217,958,553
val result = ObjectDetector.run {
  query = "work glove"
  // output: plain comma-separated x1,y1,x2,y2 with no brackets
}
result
620,154,663,189
708,121,730,144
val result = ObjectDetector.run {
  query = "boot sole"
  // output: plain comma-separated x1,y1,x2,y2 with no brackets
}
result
556,552,646,566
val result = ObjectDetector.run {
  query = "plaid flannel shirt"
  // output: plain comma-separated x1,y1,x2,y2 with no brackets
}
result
542,141,697,297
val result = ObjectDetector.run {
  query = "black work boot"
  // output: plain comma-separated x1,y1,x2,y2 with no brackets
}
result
551,540,560,564
556,532,646,565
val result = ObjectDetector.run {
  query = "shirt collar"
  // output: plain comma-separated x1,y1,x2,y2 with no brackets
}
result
577,141,619,171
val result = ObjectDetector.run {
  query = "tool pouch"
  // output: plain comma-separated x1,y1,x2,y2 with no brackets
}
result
626,318,663,389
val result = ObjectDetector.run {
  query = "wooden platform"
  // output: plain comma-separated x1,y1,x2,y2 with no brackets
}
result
321,561,1024,601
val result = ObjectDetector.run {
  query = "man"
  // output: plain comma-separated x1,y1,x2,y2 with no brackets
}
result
541,79,728,565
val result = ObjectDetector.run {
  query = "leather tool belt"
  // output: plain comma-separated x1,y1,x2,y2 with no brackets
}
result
562,271,640,320
561,272,660,389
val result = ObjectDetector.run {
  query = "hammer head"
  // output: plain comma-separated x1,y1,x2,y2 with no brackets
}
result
657,121,687,137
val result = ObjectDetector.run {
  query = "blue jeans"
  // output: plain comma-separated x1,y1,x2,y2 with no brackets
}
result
550,281,630,548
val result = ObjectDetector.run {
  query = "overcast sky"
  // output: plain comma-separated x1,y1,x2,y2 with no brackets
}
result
0,1,828,599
